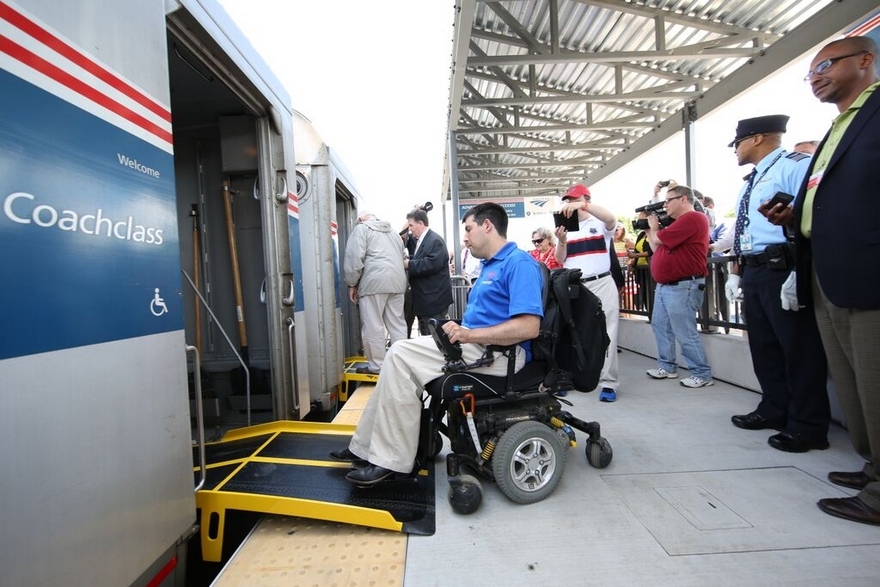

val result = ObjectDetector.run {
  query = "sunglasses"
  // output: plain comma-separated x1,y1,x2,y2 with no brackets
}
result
532,238,545,245
664,194,685,203
732,134,759,148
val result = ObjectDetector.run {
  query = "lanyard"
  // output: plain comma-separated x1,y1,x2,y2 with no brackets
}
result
737,151,784,235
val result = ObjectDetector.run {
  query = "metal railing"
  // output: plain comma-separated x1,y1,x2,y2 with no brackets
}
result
449,275,472,322
620,255,746,333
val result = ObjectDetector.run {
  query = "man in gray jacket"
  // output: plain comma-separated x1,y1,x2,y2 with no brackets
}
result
344,211,408,374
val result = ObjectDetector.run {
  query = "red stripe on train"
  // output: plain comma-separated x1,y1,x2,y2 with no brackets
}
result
0,1,171,122
0,34,173,145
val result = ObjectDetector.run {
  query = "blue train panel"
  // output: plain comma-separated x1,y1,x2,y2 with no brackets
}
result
0,70,182,359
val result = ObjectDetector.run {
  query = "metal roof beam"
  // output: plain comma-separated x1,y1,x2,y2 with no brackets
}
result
583,0,880,185
457,118,658,134
463,84,702,107
467,46,761,67
578,0,771,38
460,142,624,156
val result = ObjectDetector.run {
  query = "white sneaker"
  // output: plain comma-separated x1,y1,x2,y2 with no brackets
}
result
680,376,714,388
647,368,678,379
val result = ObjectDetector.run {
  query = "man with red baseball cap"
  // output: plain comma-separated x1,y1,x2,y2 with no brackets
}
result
554,183,621,402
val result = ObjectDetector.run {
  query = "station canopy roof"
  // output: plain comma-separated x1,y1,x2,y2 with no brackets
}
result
444,0,878,202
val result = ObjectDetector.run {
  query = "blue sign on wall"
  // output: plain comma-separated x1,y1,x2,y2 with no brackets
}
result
459,200,526,220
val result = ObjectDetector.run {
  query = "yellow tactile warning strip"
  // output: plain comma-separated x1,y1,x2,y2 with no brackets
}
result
332,383,374,425
214,514,406,586
339,355,378,401
212,384,408,587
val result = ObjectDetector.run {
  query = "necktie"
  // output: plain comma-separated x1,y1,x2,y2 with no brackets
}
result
733,169,756,257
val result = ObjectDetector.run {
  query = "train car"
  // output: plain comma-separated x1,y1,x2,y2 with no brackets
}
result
0,0,353,584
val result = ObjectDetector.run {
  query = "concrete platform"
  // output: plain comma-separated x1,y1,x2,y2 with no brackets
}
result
213,348,880,586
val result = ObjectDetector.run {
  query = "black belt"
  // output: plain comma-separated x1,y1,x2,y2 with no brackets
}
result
662,275,705,286
740,254,769,266
738,244,792,268
581,271,611,283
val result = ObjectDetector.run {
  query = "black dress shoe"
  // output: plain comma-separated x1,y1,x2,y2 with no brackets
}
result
767,431,829,453
355,366,379,375
731,411,785,431
329,448,363,463
817,496,880,526
828,471,872,490
345,464,395,486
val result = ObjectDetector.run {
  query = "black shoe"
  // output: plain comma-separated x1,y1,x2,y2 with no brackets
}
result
768,431,829,453
828,471,872,490
329,448,363,463
355,366,379,375
818,496,880,525
731,411,785,431
345,464,396,486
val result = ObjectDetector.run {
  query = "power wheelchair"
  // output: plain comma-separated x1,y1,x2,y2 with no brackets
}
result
417,268,612,515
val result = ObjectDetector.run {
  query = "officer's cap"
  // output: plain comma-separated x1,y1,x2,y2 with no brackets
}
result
728,115,790,147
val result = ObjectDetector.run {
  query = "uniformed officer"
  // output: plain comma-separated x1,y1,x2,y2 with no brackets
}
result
724,114,831,452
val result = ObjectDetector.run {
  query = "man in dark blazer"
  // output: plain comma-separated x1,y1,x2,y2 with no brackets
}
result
404,208,453,335
763,36,880,526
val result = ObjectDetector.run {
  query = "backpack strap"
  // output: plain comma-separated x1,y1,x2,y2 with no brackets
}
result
555,270,587,370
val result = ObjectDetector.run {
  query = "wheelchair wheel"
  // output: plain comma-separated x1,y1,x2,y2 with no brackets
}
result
586,437,613,469
448,474,483,515
492,421,564,505
429,430,444,459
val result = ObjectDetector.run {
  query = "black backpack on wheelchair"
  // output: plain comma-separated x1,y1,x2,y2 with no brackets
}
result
418,265,612,515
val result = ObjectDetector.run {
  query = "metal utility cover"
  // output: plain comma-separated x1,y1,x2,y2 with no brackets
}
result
603,467,880,556
655,486,751,531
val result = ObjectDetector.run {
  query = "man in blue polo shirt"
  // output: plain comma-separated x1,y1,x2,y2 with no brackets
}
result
331,202,544,486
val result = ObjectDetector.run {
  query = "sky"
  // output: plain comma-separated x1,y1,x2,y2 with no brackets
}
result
216,0,842,248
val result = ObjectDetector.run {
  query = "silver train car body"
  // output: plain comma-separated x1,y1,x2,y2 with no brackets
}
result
0,0,356,584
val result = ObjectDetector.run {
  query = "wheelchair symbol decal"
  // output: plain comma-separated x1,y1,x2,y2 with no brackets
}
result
150,288,168,316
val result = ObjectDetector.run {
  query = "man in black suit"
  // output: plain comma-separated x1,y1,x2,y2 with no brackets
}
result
763,36,880,526
404,208,453,335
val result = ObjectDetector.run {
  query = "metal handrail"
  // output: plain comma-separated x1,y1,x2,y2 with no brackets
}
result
181,270,252,425
186,344,207,492
286,316,299,413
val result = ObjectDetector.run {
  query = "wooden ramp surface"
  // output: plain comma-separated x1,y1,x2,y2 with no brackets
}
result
212,384,409,587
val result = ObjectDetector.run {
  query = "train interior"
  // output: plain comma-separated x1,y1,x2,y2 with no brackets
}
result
166,33,276,429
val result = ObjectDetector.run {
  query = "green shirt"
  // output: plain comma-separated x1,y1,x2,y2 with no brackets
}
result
801,81,880,238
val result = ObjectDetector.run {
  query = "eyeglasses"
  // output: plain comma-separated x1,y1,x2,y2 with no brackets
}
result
803,51,868,82
532,238,545,245
664,195,684,203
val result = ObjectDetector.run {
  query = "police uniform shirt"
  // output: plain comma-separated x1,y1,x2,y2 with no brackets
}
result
563,215,614,276
734,147,811,255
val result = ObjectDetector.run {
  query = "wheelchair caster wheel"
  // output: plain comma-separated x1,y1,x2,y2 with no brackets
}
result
586,437,613,469
448,474,482,515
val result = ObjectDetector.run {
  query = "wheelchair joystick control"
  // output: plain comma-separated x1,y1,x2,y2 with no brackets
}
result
428,318,463,362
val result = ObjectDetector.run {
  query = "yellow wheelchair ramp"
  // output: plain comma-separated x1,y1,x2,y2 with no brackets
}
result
194,420,435,562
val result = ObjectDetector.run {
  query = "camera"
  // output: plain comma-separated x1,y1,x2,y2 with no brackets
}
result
421,201,433,212
632,200,674,231
658,180,671,187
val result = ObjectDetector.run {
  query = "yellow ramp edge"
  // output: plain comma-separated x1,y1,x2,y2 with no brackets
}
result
212,383,407,586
